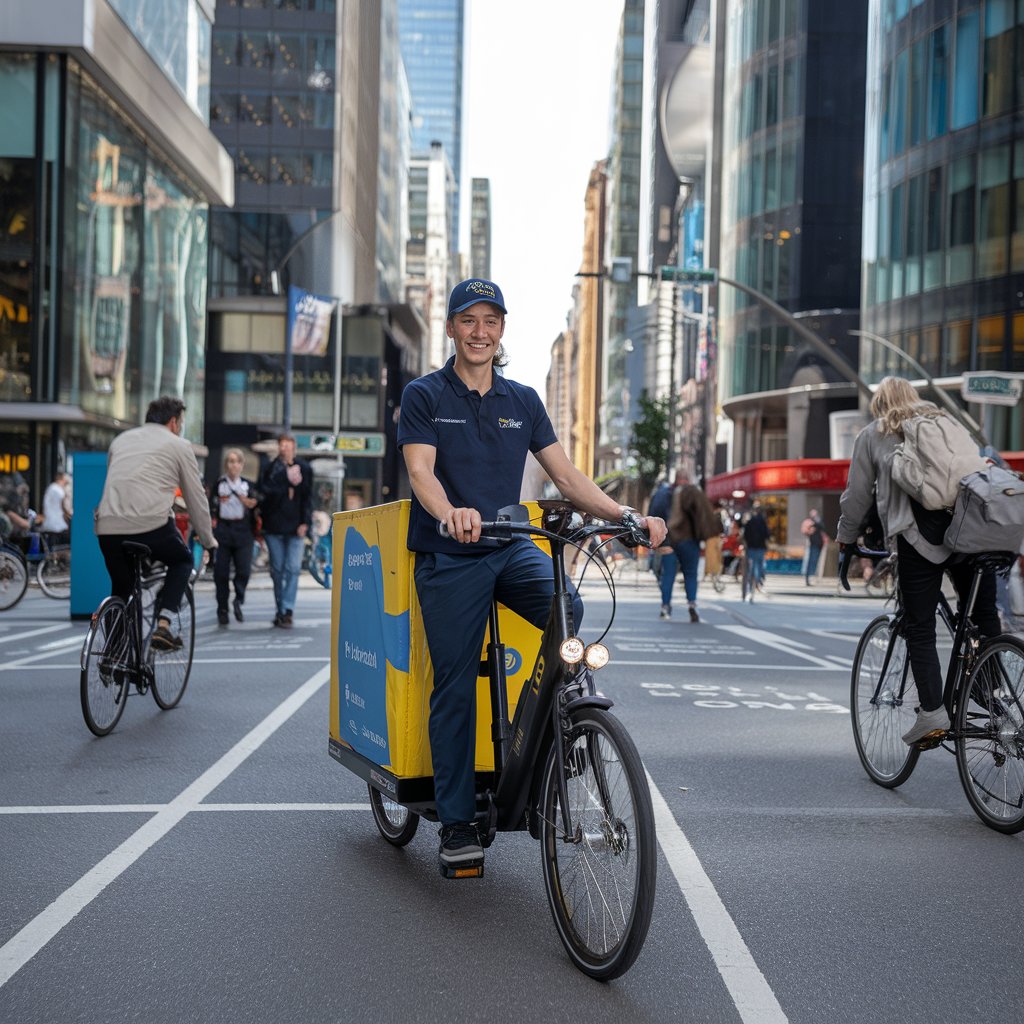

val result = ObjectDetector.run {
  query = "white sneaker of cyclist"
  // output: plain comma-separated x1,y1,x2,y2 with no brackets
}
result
901,706,950,746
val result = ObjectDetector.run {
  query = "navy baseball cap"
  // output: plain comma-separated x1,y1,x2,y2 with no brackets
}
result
446,278,507,318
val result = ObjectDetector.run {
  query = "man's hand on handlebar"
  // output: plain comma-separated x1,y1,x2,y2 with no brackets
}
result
641,516,667,549
444,506,482,544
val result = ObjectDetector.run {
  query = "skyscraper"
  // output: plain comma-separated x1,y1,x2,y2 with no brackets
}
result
397,0,466,252
470,177,491,280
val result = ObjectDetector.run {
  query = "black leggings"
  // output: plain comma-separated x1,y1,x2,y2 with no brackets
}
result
896,535,1001,711
214,518,254,611
99,520,193,620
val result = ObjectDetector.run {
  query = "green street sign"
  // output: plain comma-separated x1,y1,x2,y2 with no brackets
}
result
961,373,1023,407
659,266,718,285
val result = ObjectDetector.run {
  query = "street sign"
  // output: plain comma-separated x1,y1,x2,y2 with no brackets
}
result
659,266,718,285
335,432,386,456
961,372,1024,407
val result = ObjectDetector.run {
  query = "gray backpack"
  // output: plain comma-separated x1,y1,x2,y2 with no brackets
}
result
944,466,1024,554
890,414,989,510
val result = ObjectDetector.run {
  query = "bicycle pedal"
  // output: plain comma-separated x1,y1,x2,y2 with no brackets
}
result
439,858,484,880
912,731,946,751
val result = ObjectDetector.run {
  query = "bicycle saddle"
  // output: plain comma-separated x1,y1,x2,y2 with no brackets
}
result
969,551,1016,574
121,541,153,558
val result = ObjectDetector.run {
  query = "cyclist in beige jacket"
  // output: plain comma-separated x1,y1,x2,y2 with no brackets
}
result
95,396,216,650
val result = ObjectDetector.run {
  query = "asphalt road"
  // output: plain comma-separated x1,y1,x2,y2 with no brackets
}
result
1,567,1021,1024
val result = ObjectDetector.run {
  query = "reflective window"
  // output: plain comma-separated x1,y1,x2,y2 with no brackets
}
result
977,314,1006,370
983,0,1014,116
924,166,944,289
952,8,980,129
1013,140,1024,271
909,37,926,146
890,182,905,300
890,48,908,156
927,25,949,139
905,173,924,294
978,144,1010,277
920,325,941,376
944,320,972,376
947,155,975,285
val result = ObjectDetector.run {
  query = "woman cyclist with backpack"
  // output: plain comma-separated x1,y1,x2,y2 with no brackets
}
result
835,376,1002,746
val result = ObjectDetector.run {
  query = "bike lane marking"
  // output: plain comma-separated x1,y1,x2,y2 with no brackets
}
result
716,626,838,669
646,771,789,1024
0,624,68,645
0,664,330,990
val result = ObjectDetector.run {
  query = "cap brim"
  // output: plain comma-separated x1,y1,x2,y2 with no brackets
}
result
448,299,507,317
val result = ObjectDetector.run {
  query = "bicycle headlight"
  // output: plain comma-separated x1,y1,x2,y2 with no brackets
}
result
559,637,585,664
583,643,610,670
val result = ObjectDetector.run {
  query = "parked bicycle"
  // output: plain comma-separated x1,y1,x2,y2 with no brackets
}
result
332,502,657,980
841,544,1024,834
80,542,196,736
26,530,71,599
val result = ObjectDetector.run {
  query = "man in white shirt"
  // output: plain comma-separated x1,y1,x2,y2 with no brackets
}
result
41,471,70,544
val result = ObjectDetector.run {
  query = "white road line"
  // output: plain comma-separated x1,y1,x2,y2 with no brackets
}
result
614,660,845,671
716,626,838,669
0,803,370,815
0,664,330,990
0,657,331,672
807,629,862,643
646,771,789,1024
0,624,68,646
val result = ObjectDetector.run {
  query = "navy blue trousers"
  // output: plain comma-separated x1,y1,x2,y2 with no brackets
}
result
414,541,585,825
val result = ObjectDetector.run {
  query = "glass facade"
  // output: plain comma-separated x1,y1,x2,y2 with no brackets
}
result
397,0,465,248
61,63,209,435
107,0,214,122
719,0,866,406
862,0,1024,450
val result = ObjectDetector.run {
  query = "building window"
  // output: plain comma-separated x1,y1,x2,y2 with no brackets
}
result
977,313,1007,370
924,165,944,289
1013,139,1024,271
947,155,975,285
890,182,905,300
952,8,980,130
983,0,1014,117
909,36,926,147
905,173,924,294
927,24,949,139
890,48,909,156
920,324,941,376
978,144,1010,278
1013,311,1024,370
944,319,971,375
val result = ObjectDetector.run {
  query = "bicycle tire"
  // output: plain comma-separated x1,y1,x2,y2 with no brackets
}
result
368,784,419,846
539,708,656,981
711,573,726,594
148,583,195,710
0,545,28,610
850,614,920,787
80,597,130,736
37,546,71,599
954,635,1024,834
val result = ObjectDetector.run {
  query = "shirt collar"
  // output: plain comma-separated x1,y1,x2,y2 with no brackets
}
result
441,355,508,397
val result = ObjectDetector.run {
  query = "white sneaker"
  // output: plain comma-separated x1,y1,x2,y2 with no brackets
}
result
659,605,671,620
901,707,950,746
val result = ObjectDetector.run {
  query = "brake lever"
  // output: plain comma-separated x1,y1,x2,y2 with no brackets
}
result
838,547,852,592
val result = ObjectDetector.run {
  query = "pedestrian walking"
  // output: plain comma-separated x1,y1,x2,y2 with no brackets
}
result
41,470,71,545
212,449,258,626
801,507,827,585
645,472,678,610
742,502,771,596
666,471,718,622
258,434,312,628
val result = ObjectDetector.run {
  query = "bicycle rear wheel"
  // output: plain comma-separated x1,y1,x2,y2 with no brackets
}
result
851,614,920,787
539,708,656,981
37,546,71,599
954,636,1024,834
147,583,195,710
0,545,28,610
80,597,130,736
368,785,419,846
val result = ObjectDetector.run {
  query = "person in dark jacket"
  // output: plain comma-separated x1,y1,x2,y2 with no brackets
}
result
742,503,771,597
258,434,313,628
212,448,259,626
666,471,717,622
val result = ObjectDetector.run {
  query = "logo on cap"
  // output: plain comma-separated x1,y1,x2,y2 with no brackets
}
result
467,280,496,299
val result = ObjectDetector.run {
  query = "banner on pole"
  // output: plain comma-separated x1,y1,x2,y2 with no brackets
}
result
287,285,337,357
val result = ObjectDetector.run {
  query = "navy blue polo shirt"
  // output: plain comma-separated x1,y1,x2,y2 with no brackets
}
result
397,356,558,554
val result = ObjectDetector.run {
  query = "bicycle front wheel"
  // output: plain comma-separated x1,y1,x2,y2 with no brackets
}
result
851,614,920,787
539,709,656,981
37,546,71,599
148,583,195,710
80,597,130,736
368,785,419,846
0,545,28,610
954,636,1024,834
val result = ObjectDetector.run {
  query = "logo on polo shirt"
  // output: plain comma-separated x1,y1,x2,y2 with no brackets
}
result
498,417,523,429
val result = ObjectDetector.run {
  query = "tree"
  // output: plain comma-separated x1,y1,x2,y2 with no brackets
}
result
630,391,671,495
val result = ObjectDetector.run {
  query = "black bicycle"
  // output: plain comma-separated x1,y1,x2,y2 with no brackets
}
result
841,545,1024,833
80,542,197,736
332,502,657,980
0,541,29,610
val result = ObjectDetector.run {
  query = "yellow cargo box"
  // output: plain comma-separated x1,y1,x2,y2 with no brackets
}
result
329,500,544,779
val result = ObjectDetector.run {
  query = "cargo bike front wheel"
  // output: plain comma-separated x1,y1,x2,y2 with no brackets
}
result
368,785,420,846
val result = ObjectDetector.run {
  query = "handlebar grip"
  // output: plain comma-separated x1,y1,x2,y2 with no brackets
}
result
838,547,852,592
437,521,450,539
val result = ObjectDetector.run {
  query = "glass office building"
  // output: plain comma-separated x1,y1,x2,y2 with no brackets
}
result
861,0,1024,450
0,1,231,505
397,0,465,252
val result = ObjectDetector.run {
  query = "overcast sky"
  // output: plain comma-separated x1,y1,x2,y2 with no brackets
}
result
462,0,624,399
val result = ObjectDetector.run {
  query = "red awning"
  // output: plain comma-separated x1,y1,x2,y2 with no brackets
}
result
708,451,1024,502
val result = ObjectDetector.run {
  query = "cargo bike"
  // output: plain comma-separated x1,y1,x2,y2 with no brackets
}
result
328,500,656,980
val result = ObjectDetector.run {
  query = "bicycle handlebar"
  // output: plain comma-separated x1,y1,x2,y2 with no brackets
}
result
838,543,890,592
437,515,652,548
